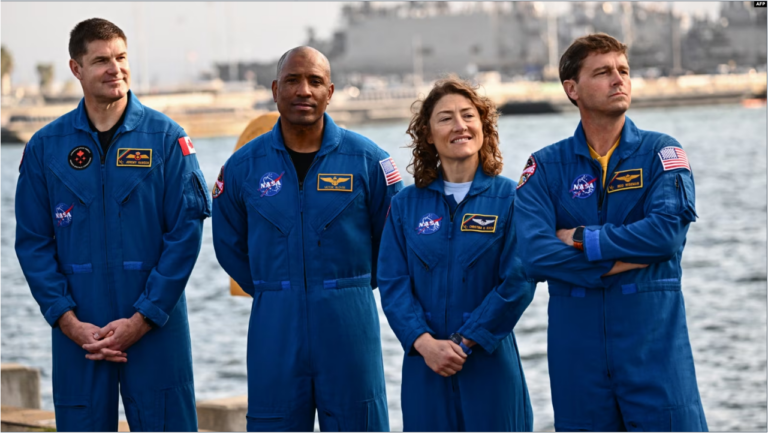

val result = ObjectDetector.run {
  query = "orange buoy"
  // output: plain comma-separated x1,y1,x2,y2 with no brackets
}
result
227,112,280,297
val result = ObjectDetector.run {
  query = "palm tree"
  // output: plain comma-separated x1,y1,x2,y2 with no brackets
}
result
0,45,13,95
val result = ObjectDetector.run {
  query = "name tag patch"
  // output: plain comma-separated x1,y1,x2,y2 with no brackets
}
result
318,174,353,192
608,169,643,193
117,148,152,167
461,214,498,233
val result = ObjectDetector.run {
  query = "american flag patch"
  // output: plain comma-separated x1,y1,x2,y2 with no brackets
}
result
379,157,402,186
658,146,690,171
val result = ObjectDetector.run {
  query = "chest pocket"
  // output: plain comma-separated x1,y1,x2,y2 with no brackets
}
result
48,160,95,265
115,159,165,262
243,184,293,286
312,188,370,280
403,227,442,310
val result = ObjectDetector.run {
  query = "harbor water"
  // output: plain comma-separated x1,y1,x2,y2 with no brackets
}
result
2,104,766,431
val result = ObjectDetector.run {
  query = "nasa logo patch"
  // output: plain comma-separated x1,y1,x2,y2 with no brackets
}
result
68,146,93,170
416,213,442,235
570,174,597,199
55,203,74,227
259,171,284,197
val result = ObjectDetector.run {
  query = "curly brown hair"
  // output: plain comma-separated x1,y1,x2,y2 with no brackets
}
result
406,78,503,188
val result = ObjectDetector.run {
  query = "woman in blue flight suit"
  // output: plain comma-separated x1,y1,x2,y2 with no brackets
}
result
378,78,536,432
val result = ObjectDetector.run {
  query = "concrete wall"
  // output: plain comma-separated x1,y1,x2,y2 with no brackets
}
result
1,364,40,410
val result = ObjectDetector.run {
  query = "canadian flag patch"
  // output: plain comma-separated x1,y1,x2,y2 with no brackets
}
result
178,136,196,156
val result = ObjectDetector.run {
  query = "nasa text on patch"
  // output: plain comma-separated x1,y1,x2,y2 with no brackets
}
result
55,203,74,227
317,174,353,192
607,168,643,193
116,148,152,167
259,171,284,197
416,213,442,235
461,214,498,233
570,174,597,199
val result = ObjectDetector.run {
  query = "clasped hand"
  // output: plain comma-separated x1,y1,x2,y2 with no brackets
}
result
414,333,474,377
58,311,152,363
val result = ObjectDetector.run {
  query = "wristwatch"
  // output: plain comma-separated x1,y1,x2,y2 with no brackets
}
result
142,314,157,329
449,333,472,355
572,226,585,252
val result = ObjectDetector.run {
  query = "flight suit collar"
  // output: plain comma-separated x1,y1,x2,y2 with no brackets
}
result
72,90,145,134
425,164,494,198
270,112,342,157
572,115,642,161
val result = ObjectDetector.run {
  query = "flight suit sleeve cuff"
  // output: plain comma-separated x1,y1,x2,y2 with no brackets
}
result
134,295,170,328
45,295,77,328
458,322,498,354
403,327,432,357
584,227,603,261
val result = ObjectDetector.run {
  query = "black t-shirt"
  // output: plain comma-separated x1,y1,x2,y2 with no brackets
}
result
87,109,127,156
285,146,318,187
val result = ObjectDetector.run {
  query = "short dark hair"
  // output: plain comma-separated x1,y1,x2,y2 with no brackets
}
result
559,33,628,106
69,18,127,64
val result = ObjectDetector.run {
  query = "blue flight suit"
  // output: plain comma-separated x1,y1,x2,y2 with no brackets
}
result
15,91,209,431
378,168,535,432
211,114,400,432
514,117,707,431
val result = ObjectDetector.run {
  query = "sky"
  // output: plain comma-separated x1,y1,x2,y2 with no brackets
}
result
1,2,723,89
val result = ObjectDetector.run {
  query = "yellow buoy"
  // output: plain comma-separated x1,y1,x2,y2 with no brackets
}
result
227,112,280,297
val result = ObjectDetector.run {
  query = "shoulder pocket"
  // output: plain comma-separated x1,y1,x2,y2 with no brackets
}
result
183,169,212,219
675,172,698,222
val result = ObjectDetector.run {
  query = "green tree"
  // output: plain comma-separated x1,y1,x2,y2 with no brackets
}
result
36,62,54,92
1,45,13,77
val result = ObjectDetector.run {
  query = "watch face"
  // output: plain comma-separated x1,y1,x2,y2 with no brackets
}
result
573,227,585,243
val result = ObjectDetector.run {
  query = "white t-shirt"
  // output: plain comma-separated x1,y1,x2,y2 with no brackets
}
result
444,180,472,204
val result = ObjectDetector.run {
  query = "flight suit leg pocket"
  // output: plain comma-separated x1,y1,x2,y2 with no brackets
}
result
53,395,92,432
122,387,171,432
246,411,289,431
553,417,592,432
182,169,211,219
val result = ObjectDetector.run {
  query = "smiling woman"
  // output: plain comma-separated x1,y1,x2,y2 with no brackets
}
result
377,78,536,431
406,78,502,188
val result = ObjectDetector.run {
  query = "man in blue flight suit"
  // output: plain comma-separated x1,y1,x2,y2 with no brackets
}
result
15,18,208,432
211,46,400,431
514,34,708,431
